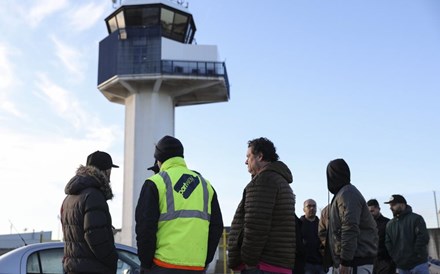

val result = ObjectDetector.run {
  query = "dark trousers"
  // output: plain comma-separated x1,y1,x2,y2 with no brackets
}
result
373,258,396,274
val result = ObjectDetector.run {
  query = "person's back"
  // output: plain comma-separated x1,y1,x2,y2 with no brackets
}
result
135,135,223,273
151,158,217,268
61,151,118,274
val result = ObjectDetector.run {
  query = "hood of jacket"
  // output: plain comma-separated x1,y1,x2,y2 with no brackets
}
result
65,165,113,200
260,160,293,184
327,158,351,194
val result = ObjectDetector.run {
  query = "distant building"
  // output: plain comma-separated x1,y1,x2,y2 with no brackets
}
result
0,231,54,255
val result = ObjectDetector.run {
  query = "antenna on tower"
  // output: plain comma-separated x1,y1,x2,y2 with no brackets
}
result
171,0,189,9
111,0,121,9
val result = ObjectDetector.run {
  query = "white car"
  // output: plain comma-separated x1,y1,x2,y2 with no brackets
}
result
0,242,140,274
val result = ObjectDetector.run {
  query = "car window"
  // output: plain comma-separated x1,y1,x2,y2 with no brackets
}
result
116,249,140,274
26,248,63,274
25,246,140,274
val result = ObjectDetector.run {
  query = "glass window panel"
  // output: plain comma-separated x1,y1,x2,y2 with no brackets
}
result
116,11,125,29
26,252,41,273
161,8,174,33
116,249,141,274
125,8,144,26
119,29,127,40
26,248,64,274
142,7,159,26
173,13,188,37
108,16,118,33
39,248,64,273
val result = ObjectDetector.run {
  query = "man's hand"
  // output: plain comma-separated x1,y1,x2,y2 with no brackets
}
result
339,264,353,274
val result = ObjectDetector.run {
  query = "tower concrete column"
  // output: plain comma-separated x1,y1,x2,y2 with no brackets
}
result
120,82,174,245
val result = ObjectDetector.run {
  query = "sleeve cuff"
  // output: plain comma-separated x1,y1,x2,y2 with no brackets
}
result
340,259,355,267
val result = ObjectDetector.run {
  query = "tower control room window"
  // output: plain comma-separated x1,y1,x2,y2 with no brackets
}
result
160,8,191,43
125,7,159,27
108,16,118,33
173,13,188,41
160,8,174,34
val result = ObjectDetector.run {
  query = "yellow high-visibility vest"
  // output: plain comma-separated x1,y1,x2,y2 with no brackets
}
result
149,157,214,268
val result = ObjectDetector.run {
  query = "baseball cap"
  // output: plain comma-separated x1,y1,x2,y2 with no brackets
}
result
87,151,119,171
384,194,407,205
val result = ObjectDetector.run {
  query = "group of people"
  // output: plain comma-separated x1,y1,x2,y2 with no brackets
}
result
59,136,431,274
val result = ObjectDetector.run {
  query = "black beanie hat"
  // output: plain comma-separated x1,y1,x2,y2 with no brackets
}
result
154,135,184,163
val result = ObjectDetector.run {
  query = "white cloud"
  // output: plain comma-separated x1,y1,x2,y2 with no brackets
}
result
0,43,23,117
68,2,108,32
34,72,121,146
26,0,69,28
0,44,16,93
50,35,84,81
35,73,80,126
0,102,23,117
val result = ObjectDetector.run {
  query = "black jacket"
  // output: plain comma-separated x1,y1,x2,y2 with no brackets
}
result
61,165,118,274
375,214,391,260
300,215,323,265
385,205,429,270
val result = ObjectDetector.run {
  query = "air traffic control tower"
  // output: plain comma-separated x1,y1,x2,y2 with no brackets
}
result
97,0,230,246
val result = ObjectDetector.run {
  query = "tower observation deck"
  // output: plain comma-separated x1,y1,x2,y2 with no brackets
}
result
98,0,229,105
97,0,230,246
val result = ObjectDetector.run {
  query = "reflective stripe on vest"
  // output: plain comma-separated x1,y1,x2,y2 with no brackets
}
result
158,171,210,221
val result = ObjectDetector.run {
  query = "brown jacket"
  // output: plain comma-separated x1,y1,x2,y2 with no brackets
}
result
227,161,296,269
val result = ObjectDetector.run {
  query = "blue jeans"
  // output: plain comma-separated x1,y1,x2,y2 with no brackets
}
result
397,262,429,274
304,263,326,274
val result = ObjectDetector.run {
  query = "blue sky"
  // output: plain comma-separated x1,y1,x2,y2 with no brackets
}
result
1,0,439,238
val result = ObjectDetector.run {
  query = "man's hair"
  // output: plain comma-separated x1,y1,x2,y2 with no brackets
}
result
367,198,380,208
248,137,279,162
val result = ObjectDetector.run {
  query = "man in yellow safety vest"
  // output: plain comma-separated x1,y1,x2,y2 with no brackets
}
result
135,135,223,273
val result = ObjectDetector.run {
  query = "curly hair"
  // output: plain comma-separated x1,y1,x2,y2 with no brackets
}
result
247,137,279,162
